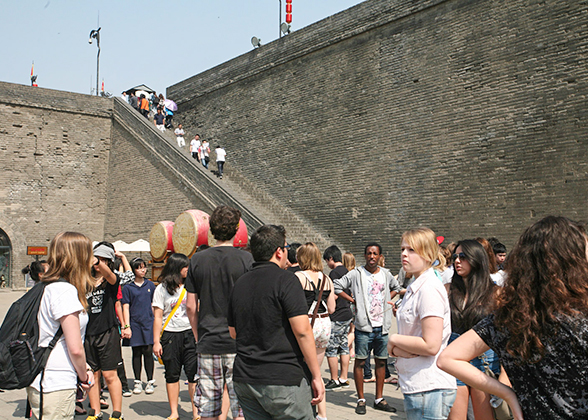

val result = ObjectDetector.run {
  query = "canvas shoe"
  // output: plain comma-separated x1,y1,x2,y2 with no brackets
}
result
133,380,142,394
324,379,341,391
338,379,350,388
145,380,155,394
355,399,367,415
86,409,103,420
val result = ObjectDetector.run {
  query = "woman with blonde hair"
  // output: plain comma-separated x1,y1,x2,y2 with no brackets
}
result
343,252,356,271
295,242,336,420
388,227,456,420
27,232,95,420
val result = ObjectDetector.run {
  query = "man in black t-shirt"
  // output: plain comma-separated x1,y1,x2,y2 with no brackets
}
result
185,205,254,420
322,245,353,391
227,225,324,419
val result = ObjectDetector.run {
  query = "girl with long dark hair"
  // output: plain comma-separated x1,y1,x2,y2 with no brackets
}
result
446,240,498,420
152,253,199,420
439,216,588,419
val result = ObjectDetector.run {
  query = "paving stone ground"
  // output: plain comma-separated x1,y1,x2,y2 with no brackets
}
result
0,289,406,419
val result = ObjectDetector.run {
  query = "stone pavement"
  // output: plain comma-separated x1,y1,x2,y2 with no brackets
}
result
0,290,407,419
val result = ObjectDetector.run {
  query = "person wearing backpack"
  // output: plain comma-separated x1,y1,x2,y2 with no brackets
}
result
26,231,96,420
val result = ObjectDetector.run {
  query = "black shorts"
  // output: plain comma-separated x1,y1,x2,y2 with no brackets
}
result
85,325,123,372
161,329,198,384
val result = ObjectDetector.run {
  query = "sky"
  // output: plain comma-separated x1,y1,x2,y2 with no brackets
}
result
1,0,365,97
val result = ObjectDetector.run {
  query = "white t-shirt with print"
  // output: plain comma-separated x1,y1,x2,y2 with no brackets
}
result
31,282,88,392
152,284,191,332
360,267,386,328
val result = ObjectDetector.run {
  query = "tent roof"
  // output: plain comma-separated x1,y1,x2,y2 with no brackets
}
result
124,84,155,94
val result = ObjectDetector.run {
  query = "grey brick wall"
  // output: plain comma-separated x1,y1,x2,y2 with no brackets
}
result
0,82,113,287
168,0,588,268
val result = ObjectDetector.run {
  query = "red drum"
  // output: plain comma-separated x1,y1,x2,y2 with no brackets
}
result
172,210,211,257
149,221,175,262
233,218,248,247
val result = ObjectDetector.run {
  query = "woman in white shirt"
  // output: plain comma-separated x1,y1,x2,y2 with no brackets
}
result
27,231,95,420
152,253,199,420
388,227,456,420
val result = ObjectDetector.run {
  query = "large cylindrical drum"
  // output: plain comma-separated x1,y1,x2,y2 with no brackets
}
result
149,221,175,262
172,210,211,257
233,218,248,247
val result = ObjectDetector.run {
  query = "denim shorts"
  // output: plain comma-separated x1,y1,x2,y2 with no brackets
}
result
326,319,351,358
404,388,456,420
449,332,500,386
355,327,388,360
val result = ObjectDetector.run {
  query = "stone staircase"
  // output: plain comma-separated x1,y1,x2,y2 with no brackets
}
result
113,98,337,249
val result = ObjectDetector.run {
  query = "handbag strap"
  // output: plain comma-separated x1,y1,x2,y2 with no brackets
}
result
310,273,328,328
160,287,186,337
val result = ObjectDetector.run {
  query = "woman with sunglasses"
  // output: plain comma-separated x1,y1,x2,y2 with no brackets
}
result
388,227,456,420
445,240,499,420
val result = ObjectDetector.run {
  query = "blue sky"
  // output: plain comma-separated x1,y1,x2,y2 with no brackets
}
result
1,0,364,96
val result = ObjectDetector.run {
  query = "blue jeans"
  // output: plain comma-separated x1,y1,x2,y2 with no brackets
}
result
355,327,388,359
404,389,456,420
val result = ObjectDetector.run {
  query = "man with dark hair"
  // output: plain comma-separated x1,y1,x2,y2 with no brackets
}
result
228,225,324,419
334,242,401,415
492,242,507,270
286,242,302,273
322,245,353,391
185,205,254,420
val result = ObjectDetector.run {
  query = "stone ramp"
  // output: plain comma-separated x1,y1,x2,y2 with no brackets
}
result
113,97,339,248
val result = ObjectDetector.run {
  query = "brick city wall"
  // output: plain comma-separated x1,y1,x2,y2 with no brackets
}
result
0,82,113,287
168,0,588,266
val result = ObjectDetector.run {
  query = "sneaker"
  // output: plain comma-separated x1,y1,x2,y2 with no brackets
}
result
133,380,142,394
325,379,341,391
86,409,103,420
355,400,367,415
122,387,132,397
338,379,350,388
373,399,397,413
109,411,123,420
145,380,155,394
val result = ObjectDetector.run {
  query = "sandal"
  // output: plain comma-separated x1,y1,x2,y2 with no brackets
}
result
74,402,87,415
384,376,398,385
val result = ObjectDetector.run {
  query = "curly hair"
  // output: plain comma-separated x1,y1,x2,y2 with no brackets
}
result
449,240,496,333
496,216,588,362
209,205,241,241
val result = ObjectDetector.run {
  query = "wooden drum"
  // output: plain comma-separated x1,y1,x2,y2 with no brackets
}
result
172,209,211,257
149,221,175,262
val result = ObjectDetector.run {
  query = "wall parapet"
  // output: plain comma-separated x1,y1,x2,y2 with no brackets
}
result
167,0,448,104
0,82,113,118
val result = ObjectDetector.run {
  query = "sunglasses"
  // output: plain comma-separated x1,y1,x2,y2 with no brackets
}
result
280,244,291,251
451,252,467,263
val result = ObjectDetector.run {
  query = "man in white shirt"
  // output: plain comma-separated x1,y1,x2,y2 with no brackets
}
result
174,124,185,148
215,145,226,179
190,134,201,162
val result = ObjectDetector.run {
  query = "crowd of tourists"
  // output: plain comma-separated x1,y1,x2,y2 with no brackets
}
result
13,209,588,420
122,91,227,180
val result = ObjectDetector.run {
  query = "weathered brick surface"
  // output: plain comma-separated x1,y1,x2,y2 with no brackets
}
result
0,82,113,287
168,0,588,267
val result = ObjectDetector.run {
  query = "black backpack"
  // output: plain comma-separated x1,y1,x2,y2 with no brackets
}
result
0,280,65,390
